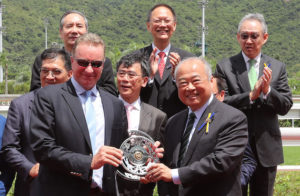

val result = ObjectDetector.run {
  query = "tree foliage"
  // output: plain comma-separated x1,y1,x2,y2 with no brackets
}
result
1,0,299,94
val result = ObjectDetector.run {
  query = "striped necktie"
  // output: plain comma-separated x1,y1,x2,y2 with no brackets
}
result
178,112,196,166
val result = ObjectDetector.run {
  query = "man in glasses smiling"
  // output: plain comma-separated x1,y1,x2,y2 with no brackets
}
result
135,4,194,119
30,33,128,196
215,13,293,196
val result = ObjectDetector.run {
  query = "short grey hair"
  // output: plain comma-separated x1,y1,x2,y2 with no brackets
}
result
174,57,212,81
60,10,88,30
71,33,105,56
238,13,268,34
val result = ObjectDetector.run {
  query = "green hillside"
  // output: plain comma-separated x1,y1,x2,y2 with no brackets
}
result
1,0,300,94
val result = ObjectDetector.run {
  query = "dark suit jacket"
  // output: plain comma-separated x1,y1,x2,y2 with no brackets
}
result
138,45,195,118
0,115,15,195
30,51,117,96
1,91,37,196
30,80,128,196
215,52,293,167
159,98,248,196
117,102,167,196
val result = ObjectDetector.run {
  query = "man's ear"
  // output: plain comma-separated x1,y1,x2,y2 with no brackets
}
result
141,77,148,87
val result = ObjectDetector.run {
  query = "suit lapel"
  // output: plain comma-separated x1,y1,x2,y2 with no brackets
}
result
172,109,189,166
182,98,218,166
259,54,269,78
61,81,92,150
138,102,152,131
232,53,251,92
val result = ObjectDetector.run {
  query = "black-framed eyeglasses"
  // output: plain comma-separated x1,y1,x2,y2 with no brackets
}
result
40,67,64,76
75,59,103,68
240,32,260,40
117,70,140,79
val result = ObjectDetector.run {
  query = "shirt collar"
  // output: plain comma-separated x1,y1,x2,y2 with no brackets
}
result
188,94,214,120
152,43,171,57
71,77,98,97
118,96,141,111
242,52,261,68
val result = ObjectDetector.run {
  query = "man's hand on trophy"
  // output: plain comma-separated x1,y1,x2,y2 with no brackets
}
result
91,146,123,169
144,163,172,183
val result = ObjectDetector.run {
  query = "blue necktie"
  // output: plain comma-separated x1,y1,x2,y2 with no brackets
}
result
84,91,97,152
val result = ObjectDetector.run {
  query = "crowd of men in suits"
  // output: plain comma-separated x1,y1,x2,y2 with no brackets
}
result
0,3,293,196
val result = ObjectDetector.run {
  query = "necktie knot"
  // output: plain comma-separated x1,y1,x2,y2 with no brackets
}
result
248,59,256,67
158,51,165,58
188,112,196,121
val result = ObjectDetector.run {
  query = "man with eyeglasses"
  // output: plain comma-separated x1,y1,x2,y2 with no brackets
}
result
115,52,167,196
215,13,293,196
0,48,72,196
136,3,194,118
29,10,117,96
30,33,128,196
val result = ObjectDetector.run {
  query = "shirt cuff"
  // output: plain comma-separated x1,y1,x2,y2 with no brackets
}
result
171,169,181,184
263,87,271,99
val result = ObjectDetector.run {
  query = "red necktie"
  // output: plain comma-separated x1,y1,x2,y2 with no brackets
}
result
158,52,166,79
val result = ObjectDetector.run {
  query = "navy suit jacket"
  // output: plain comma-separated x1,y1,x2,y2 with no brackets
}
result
137,44,195,118
1,91,38,196
30,80,128,196
0,115,15,195
159,97,248,196
215,52,293,167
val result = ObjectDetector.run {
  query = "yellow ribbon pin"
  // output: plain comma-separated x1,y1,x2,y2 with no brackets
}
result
205,113,212,133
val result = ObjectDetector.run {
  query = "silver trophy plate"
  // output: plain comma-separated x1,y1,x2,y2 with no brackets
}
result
117,130,159,181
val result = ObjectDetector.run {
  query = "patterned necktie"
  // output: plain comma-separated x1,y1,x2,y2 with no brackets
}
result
84,90,97,152
125,105,134,131
158,52,166,79
248,59,257,90
178,112,196,166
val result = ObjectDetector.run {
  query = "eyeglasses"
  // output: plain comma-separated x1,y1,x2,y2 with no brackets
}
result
151,19,173,25
240,32,260,40
117,70,140,79
40,68,64,76
75,59,103,68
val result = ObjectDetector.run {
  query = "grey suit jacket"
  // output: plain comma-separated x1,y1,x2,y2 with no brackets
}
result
1,91,37,196
159,97,248,196
138,45,195,118
30,80,128,196
215,52,293,167
139,102,167,143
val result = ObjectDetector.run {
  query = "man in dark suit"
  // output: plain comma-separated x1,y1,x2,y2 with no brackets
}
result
116,52,167,196
30,10,117,96
1,48,72,196
146,57,248,196
30,33,128,196
137,4,194,118
212,73,257,196
215,13,293,196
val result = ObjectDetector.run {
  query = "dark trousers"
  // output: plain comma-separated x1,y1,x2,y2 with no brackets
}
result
249,162,277,196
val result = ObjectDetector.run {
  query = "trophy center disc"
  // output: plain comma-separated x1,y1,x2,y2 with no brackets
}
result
134,150,143,161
